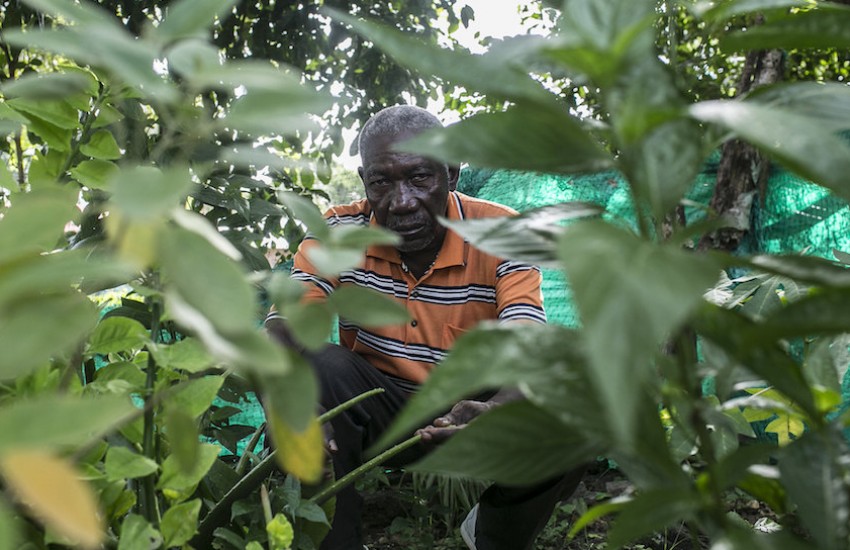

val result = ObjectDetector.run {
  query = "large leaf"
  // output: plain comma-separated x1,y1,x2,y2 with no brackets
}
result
557,221,721,446
110,165,193,221
149,338,214,373
327,9,559,109
693,304,817,416
20,0,119,26
3,27,176,102
744,254,850,288
169,375,225,419
87,317,149,355
267,409,323,484
754,289,850,341
159,226,257,337
6,97,80,130
157,444,220,494
440,203,601,267
747,82,850,132
606,488,701,549
327,286,410,328
0,188,79,263
80,129,121,160
261,355,319,433
160,499,202,548
378,324,589,450
154,0,239,41
104,447,158,481
117,515,162,550
779,432,849,550
413,400,602,486
689,100,850,203
721,3,850,51
0,394,135,454
0,450,102,548
222,90,329,137
696,0,811,21
0,292,98,380
400,105,612,175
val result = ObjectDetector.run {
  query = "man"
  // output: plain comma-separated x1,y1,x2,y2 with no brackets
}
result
265,105,582,550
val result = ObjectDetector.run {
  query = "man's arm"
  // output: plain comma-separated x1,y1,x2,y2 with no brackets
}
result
415,387,523,445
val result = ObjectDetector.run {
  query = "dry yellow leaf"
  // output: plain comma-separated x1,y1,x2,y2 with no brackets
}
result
0,450,103,548
268,413,324,484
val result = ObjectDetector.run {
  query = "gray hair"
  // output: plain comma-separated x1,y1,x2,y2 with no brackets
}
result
358,105,443,163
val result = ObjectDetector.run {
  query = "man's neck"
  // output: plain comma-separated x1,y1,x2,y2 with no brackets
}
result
400,245,441,279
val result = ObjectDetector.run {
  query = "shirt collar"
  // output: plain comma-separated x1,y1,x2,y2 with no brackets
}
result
366,192,467,269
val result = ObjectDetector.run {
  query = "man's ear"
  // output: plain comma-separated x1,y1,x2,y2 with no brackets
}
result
447,165,460,192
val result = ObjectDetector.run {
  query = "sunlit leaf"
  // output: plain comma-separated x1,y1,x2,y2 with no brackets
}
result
305,245,364,278
163,407,199,475
117,514,162,550
697,0,811,21
149,337,214,373
157,444,219,494
169,375,225,419
0,72,95,100
6,97,80,130
80,129,121,160
19,0,118,26
160,499,201,548
267,410,323,484
87,317,149,355
401,105,612,175
0,450,102,548
70,159,119,189
104,447,158,481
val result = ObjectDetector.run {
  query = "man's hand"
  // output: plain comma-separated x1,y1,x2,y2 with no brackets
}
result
416,399,494,446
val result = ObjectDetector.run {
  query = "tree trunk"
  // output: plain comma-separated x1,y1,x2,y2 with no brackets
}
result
699,45,784,252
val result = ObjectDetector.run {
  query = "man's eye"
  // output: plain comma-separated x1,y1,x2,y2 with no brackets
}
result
369,179,389,187
410,174,430,184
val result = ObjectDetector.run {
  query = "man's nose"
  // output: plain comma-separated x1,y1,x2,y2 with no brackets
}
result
389,184,417,213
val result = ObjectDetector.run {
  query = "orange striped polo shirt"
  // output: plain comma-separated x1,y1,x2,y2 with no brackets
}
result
278,191,546,387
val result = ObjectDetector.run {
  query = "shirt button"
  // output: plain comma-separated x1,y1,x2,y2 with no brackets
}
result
411,290,419,298
410,320,418,327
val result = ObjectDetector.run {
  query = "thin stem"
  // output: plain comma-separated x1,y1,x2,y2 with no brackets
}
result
13,133,25,190
235,422,267,477
58,87,109,182
319,387,385,424
308,434,422,506
140,296,162,525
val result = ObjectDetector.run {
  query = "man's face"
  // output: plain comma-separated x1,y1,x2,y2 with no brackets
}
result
359,131,457,255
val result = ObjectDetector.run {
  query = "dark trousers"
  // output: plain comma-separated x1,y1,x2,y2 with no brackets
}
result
308,344,584,550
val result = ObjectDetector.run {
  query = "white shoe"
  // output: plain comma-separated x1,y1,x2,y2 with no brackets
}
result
460,504,479,550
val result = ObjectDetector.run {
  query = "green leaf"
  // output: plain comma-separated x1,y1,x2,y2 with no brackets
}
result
0,72,95,101
327,8,559,109
747,82,850,133
737,470,788,515
19,0,118,26
0,498,20,550
708,443,776,491
222,89,328,137
6,98,80,130
69,159,119,190
780,432,849,550
693,304,817,417
744,254,850,288
557,221,721,446
329,224,399,249
117,514,162,550
110,165,193,221
4,27,177,102
277,192,329,241
606,488,701,549
697,0,811,21
281,301,334,351
21,115,73,152
87,317,149,355
159,226,258,337
689,100,850,203
104,447,158,481
261,355,319,433
80,129,121,160
160,499,201,548
328,286,410,328
157,444,219,493
378,324,592,450
400,105,612,175
304,245,364,278
414,400,601,486
170,376,225,419
568,498,629,540
93,361,146,390
155,0,238,41
0,292,98,381
753,289,850,342
440,202,602,267
150,338,214,373
622,118,704,221
163,407,199,475
0,188,79,263
721,4,850,51
0,394,135,454
166,38,221,77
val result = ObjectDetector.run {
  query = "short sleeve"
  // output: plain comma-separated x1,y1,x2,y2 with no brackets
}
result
495,260,547,324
